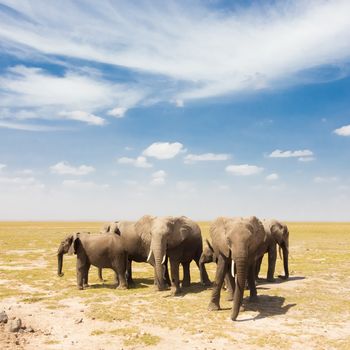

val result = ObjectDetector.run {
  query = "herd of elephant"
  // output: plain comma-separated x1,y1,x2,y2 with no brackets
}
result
57,215,289,321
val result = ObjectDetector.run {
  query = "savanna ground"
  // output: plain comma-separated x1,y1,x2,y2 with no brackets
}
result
0,222,350,349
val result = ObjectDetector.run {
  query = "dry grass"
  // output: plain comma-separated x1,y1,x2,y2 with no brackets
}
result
1,221,350,349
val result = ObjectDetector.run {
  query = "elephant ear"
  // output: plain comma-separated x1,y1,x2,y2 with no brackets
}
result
111,221,121,235
67,233,80,255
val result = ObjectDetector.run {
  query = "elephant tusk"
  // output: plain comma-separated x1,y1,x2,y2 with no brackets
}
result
147,250,153,262
161,254,166,265
231,260,235,277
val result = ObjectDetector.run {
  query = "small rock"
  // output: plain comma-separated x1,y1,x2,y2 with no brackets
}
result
28,314,32,317
15,340,20,345
26,326,34,333
74,318,83,324
80,309,84,313
8,319,22,332
64,335,68,338
0,311,8,324
44,331,51,336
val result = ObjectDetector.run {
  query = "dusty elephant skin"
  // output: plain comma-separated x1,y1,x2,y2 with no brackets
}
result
149,216,211,296
208,216,266,321
255,219,289,282
57,232,128,290
100,216,171,287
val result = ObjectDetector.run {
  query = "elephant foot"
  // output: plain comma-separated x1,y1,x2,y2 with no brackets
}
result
249,295,259,303
201,279,212,287
267,277,276,283
181,280,191,288
171,287,181,296
278,275,289,280
99,278,105,283
57,273,64,277
83,284,90,288
117,284,128,290
77,285,84,290
128,279,136,287
155,284,169,292
208,301,220,311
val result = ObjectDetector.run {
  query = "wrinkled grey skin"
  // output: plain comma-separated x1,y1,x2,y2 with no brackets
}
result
149,216,211,296
208,216,266,321
255,219,290,282
101,216,171,287
57,232,128,290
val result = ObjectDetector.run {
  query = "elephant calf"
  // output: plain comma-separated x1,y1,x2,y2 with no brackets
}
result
255,219,289,282
57,232,128,290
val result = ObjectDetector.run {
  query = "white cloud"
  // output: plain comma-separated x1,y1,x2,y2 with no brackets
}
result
1,1,350,102
334,125,350,136
0,176,44,189
118,156,152,168
0,164,6,171
0,121,59,131
107,107,127,118
266,173,279,181
298,157,315,162
226,164,263,176
184,153,230,163
150,170,166,186
62,179,108,190
50,161,95,175
314,176,338,184
269,149,314,158
175,99,184,107
0,65,145,127
143,142,185,159
59,110,105,126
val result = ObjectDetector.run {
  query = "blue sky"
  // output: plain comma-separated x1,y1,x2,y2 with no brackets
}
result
0,0,349,221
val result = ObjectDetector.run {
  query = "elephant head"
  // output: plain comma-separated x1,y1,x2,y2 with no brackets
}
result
57,232,80,277
199,239,216,265
269,220,289,279
148,216,186,290
225,216,265,321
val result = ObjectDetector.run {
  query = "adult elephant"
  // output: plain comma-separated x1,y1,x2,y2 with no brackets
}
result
57,232,128,290
255,219,289,282
149,216,211,296
208,216,266,321
101,216,171,287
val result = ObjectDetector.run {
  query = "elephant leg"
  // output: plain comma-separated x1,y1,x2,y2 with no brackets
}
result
248,264,258,302
83,262,91,288
163,257,171,287
170,259,181,296
225,270,235,301
98,268,104,282
181,262,191,287
267,244,277,282
195,257,211,286
208,254,227,311
115,257,128,290
126,260,135,286
114,271,119,287
76,259,85,290
255,255,263,280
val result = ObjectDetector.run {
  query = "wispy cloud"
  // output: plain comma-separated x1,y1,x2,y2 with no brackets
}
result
184,153,230,164
334,124,350,136
50,161,95,175
0,65,145,127
1,1,350,103
226,164,263,176
0,120,60,131
118,156,152,168
150,170,166,186
314,176,338,184
0,164,7,171
266,173,279,181
62,179,108,190
269,149,314,159
143,142,185,160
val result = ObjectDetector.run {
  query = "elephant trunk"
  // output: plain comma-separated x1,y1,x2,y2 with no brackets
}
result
231,257,247,321
153,244,167,291
282,243,289,279
57,252,64,277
